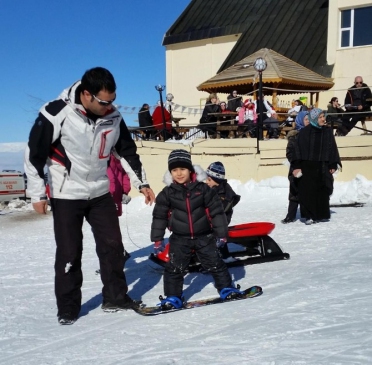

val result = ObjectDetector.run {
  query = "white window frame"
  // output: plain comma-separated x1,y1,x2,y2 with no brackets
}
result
340,9,354,48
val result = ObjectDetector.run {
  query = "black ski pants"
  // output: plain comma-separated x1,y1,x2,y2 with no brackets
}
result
164,233,232,297
51,193,128,317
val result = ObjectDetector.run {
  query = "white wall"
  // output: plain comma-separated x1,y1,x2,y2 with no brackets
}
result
327,0,372,105
165,35,240,126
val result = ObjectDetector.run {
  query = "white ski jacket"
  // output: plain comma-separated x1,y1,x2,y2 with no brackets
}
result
24,81,149,203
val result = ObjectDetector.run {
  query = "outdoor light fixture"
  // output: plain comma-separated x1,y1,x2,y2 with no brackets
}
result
253,57,267,72
253,57,267,153
155,85,165,92
155,84,167,141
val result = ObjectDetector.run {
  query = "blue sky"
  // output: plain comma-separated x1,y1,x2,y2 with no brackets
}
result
0,0,190,143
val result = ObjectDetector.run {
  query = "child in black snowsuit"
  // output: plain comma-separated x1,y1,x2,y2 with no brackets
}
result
205,161,241,261
151,149,240,310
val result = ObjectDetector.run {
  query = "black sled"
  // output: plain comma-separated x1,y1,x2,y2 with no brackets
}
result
149,222,290,272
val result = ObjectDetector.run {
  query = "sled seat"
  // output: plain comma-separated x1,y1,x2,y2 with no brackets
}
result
228,222,275,238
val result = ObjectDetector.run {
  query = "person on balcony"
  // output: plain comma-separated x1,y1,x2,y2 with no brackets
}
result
340,76,372,136
199,93,221,137
227,90,242,112
138,103,154,140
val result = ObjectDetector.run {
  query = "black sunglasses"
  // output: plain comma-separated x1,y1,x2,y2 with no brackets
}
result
93,94,116,106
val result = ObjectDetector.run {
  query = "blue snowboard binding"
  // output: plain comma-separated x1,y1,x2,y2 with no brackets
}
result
158,295,185,311
219,285,245,300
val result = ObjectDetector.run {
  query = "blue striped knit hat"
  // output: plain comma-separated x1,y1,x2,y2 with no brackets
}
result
206,161,225,183
168,149,194,172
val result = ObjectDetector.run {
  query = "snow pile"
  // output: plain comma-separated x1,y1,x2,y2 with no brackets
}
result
331,174,372,205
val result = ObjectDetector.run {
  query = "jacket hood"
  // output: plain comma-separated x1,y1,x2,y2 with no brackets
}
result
163,164,207,186
286,129,299,139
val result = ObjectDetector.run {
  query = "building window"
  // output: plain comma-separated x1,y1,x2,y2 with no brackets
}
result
340,6,372,48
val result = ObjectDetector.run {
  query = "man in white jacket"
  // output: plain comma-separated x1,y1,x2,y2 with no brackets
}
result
24,67,155,325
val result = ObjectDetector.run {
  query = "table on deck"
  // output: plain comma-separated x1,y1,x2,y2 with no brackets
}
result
172,117,190,138
208,112,238,138
128,117,190,141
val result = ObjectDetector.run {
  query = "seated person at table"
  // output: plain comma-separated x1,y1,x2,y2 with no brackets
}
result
326,97,345,135
237,99,257,137
283,100,306,127
227,90,243,112
138,103,155,140
218,101,233,138
199,93,221,137
152,101,179,140
255,94,279,139
220,101,230,114
340,76,372,136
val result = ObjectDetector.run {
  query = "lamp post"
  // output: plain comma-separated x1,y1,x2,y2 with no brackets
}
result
155,84,167,141
253,57,267,154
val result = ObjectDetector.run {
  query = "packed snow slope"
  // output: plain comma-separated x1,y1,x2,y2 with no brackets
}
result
1,175,372,365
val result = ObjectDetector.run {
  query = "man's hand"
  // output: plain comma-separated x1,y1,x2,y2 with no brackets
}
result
140,187,155,205
330,169,336,174
357,105,363,110
32,201,48,214
293,169,302,178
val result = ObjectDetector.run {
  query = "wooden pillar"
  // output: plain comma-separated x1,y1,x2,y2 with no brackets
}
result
272,83,279,108
310,92,314,107
315,92,319,108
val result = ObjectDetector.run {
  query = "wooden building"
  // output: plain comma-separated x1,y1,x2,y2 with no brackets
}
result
163,0,372,127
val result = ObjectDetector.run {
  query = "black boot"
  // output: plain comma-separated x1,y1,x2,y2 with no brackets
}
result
281,217,295,224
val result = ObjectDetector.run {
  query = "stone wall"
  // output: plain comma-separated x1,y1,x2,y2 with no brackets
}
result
130,136,372,196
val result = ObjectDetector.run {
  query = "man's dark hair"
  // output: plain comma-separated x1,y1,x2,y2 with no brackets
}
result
80,67,116,95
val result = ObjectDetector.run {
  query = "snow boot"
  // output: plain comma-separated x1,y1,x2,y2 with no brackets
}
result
158,295,185,311
58,312,77,325
219,286,244,300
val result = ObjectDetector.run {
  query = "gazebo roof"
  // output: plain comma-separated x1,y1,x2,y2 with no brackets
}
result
197,48,334,96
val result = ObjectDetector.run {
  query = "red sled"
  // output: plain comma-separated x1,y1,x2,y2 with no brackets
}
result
149,222,290,271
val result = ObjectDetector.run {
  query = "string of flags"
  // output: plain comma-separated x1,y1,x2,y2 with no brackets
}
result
117,102,203,116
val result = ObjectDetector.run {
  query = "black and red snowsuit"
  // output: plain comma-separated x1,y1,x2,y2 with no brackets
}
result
151,169,232,297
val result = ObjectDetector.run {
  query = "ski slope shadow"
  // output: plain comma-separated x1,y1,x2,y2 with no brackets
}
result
182,264,247,300
79,244,161,317
80,293,103,317
79,244,248,314
119,244,163,299
125,245,248,301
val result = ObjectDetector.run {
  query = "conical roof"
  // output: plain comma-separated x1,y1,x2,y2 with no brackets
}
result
197,48,334,95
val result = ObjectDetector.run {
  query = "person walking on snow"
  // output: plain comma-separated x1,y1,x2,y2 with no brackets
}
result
24,67,155,325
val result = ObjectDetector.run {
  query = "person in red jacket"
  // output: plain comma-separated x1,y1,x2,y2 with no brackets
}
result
152,102,173,140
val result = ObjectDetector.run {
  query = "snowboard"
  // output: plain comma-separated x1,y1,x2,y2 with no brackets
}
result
132,285,262,316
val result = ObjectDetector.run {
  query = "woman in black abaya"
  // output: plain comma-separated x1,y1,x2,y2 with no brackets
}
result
292,108,341,225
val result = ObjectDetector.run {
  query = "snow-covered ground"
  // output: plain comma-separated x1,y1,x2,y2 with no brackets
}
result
1,175,372,365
